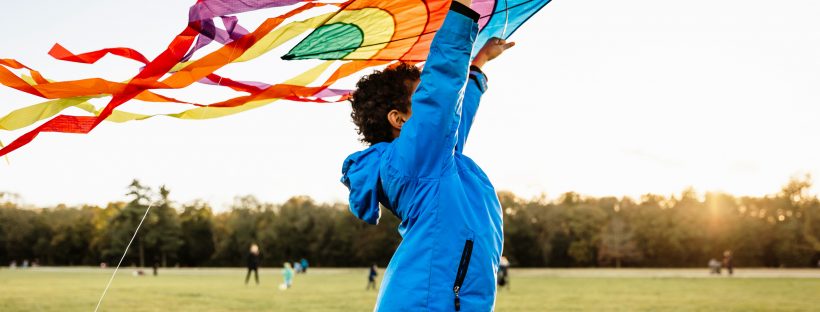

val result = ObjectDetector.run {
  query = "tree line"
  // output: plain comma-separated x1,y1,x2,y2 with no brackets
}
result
1,177,818,268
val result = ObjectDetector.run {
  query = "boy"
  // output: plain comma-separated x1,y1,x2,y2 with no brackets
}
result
341,0,513,310
367,263,379,290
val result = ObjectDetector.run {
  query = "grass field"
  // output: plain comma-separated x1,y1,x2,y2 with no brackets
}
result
1,268,818,311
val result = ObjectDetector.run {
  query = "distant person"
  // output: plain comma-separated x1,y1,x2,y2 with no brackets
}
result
300,258,309,274
498,256,511,290
100,262,107,269
21,259,28,269
9,260,16,269
367,264,379,290
281,262,295,289
294,261,303,273
152,255,159,276
245,244,261,285
723,250,733,276
708,258,721,275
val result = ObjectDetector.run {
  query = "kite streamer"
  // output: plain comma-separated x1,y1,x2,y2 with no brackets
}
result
0,0,552,157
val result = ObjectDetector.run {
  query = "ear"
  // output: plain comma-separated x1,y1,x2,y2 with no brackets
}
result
387,109,406,131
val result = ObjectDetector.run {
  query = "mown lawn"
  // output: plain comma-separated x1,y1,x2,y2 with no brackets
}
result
0,268,817,311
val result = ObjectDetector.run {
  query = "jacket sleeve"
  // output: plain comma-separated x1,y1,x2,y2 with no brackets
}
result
393,2,479,177
455,66,488,153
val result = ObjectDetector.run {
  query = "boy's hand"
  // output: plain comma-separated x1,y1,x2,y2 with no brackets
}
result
472,37,515,69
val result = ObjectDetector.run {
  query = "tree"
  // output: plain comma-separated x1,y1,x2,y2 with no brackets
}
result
773,175,819,266
598,215,641,267
179,201,216,266
105,180,153,267
0,204,42,265
142,186,183,267
211,195,265,266
39,205,99,265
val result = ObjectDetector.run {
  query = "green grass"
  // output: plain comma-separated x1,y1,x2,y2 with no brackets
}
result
1,268,818,311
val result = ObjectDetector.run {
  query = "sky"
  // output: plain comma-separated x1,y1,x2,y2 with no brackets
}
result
1,0,819,210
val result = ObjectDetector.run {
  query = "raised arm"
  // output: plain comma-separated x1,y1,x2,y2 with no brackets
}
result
455,38,515,153
392,1,479,177
455,66,487,153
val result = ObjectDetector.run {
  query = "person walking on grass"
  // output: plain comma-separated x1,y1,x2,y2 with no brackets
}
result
300,258,309,274
367,264,379,290
498,256,511,290
245,244,261,285
340,0,513,310
152,255,159,276
281,262,295,289
723,250,734,276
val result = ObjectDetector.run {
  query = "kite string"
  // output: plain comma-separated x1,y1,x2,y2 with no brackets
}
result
216,46,238,87
93,202,154,312
502,0,510,38
214,19,242,88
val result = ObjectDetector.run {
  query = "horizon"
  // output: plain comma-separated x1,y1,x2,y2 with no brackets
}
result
2,175,814,211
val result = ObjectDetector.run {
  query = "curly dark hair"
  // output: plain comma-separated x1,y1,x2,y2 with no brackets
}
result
350,63,421,145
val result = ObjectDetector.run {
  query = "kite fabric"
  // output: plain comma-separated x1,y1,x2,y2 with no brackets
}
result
0,0,552,157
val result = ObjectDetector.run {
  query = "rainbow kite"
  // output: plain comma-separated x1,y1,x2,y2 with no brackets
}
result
0,0,552,157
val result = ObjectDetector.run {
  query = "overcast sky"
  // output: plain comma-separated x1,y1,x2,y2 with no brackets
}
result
1,0,818,210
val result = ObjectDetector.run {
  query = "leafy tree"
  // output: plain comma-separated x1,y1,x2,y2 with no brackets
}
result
104,180,153,267
39,205,98,265
598,215,641,267
178,201,216,267
142,186,183,267
211,195,266,266
0,205,40,265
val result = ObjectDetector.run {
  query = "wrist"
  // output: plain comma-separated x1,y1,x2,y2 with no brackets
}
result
469,65,485,76
471,54,488,69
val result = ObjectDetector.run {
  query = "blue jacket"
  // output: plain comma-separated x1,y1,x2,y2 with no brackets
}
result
341,4,502,311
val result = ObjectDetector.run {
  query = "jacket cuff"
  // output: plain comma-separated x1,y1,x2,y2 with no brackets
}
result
450,1,480,22
469,69,488,93
469,65,486,78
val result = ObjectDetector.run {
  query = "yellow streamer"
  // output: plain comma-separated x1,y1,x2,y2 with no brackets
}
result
0,96,101,131
1,60,335,132
0,13,337,133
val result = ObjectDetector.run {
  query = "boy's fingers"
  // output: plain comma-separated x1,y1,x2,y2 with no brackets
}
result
502,42,516,50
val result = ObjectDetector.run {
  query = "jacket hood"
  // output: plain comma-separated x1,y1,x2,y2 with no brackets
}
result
340,143,389,224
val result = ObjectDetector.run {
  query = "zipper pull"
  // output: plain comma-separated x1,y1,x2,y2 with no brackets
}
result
454,285,461,311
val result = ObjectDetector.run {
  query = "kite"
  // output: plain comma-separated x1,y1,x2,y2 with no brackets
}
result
0,0,553,157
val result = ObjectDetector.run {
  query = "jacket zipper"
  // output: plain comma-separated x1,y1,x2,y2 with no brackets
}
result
453,239,474,311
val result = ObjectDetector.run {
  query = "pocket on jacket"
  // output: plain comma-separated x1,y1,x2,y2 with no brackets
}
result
453,229,475,311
